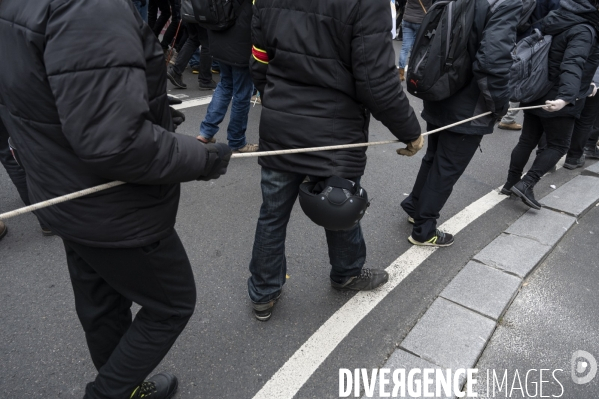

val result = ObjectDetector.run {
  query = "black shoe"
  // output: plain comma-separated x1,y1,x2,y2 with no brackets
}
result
563,155,586,170
584,145,599,159
330,268,389,291
252,293,281,322
199,80,217,90
408,229,454,247
500,184,513,196
129,373,178,399
511,178,541,210
166,67,186,89
0,221,7,241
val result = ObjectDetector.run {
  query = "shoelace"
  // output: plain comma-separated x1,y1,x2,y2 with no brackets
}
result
131,381,157,398
358,268,373,279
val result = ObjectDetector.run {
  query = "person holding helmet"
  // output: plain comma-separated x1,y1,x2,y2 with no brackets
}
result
247,0,422,322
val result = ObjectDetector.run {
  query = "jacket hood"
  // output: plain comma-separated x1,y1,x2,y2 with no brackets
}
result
559,0,598,13
541,8,590,34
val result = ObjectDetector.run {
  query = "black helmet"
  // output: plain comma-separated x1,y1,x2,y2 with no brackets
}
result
298,176,370,231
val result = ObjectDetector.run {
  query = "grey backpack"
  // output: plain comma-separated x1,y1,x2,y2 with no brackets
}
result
508,29,553,103
510,25,596,103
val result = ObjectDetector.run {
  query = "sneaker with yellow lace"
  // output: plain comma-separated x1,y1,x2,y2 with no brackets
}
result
129,373,178,399
408,229,454,247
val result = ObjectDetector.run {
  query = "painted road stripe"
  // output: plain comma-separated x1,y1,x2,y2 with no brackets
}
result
251,188,508,399
171,95,212,110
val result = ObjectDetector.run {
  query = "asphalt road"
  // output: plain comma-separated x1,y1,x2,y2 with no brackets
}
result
0,42,593,398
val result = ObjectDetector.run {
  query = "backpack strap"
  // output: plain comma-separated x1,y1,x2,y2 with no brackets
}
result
416,0,428,14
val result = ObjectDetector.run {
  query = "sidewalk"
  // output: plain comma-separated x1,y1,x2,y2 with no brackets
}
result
363,161,599,399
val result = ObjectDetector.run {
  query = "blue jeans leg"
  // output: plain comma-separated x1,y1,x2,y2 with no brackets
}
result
399,20,420,69
248,169,367,304
199,63,234,140
226,66,253,150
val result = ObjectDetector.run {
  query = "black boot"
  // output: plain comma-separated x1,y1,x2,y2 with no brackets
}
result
166,66,186,89
511,177,541,210
129,373,178,399
563,154,586,170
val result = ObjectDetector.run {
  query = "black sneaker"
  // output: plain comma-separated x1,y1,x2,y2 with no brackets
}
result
0,221,7,241
40,225,54,236
584,145,599,159
252,293,281,322
199,80,217,90
511,178,541,210
330,268,389,291
166,67,186,89
408,229,454,247
129,373,178,399
563,155,586,170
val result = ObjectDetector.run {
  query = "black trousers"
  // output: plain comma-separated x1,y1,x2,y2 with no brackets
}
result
173,23,212,84
401,127,482,242
507,113,574,186
158,0,182,50
64,231,196,399
567,95,599,158
149,0,170,35
588,116,599,147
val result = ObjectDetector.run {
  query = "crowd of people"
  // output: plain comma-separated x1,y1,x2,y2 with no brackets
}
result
1,0,599,398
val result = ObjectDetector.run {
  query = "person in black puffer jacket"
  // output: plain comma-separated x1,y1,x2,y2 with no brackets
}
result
502,0,599,209
0,1,231,398
247,0,422,321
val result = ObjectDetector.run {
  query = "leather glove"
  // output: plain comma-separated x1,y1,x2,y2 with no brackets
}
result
493,102,510,121
198,143,232,181
170,107,185,129
589,83,597,98
543,99,567,112
167,95,183,105
397,135,424,157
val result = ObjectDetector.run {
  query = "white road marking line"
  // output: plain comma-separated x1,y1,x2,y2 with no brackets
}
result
172,95,212,110
251,189,508,399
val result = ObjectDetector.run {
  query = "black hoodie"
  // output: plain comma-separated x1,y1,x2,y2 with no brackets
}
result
525,0,599,118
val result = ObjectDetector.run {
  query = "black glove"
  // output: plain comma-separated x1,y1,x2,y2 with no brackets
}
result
493,102,509,121
167,95,183,105
170,107,185,129
198,143,232,181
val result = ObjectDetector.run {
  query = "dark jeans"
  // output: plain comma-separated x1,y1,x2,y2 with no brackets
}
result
159,0,182,49
568,95,599,158
65,231,196,399
149,0,169,35
173,23,211,84
507,113,574,186
199,62,253,150
248,168,366,304
589,116,599,147
401,128,482,242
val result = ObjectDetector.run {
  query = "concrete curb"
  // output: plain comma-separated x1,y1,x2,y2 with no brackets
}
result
363,164,599,399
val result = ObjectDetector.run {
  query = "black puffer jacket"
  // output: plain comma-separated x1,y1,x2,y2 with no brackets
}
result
0,0,217,248
524,0,599,119
421,0,522,135
250,0,421,178
208,0,252,67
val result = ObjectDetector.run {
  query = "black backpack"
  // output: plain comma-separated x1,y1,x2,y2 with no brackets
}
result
406,0,476,101
190,0,241,31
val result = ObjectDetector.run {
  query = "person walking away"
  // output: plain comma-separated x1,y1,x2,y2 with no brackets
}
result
397,0,433,81
402,0,522,247
166,2,216,91
563,66,599,169
502,0,599,209
0,1,232,398
197,0,258,152
248,0,423,321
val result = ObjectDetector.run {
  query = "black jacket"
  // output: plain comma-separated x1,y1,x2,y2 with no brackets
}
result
421,0,522,135
524,4,599,119
0,0,218,248
208,0,252,67
250,0,421,178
